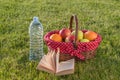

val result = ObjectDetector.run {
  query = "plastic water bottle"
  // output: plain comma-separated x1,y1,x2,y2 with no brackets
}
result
29,17,44,61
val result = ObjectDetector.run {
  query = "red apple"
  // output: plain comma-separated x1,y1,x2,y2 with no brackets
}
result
65,35,75,42
59,28,71,39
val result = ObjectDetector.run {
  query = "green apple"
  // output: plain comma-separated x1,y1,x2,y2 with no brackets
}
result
71,30,83,41
80,39,90,42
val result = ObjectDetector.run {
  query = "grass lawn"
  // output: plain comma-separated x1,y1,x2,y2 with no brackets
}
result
0,0,120,80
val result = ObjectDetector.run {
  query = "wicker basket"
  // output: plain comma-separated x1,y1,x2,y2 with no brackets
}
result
44,15,102,61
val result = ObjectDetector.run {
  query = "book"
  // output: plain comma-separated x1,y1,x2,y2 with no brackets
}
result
37,48,75,76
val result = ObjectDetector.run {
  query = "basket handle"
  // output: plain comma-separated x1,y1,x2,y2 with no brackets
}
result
69,15,79,49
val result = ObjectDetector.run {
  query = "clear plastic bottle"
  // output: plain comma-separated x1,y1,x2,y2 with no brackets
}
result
29,17,44,61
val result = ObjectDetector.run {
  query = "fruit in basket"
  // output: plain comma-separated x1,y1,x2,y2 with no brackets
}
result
59,28,71,39
80,39,90,42
50,33,62,42
84,30,97,41
65,35,75,42
71,30,83,41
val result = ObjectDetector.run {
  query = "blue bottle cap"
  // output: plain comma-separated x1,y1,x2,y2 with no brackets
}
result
33,16,39,22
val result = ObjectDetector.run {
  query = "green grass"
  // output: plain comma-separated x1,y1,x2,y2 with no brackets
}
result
0,0,120,80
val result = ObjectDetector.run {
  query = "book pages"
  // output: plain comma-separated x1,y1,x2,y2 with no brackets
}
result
37,48,75,76
56,59,74,73
37,55,55,73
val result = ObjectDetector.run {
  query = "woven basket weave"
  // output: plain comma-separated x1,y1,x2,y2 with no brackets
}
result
44,15,102,61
